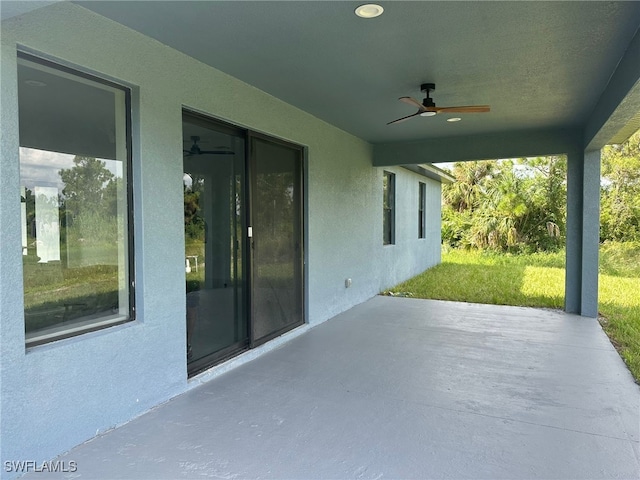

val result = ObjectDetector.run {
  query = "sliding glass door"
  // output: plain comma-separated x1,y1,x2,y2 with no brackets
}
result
183,114,248,374
183,113,304,375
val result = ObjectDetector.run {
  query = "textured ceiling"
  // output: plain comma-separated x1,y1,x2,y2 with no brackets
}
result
75,1,640,145
0,1,60,21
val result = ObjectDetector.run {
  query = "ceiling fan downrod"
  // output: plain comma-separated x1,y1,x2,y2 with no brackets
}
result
420,83,436,109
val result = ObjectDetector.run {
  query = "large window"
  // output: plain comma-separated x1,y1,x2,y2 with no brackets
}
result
383,171,395,245
18,52,133,346
418,181,426,238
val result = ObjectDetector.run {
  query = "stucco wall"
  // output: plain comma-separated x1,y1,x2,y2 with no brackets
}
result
0,3,444,472
379,167,442,292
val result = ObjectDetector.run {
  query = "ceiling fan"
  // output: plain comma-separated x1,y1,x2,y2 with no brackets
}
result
387,83,490,125
183,136,234,156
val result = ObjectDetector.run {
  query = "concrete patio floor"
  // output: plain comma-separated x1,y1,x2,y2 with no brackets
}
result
28,296,640,479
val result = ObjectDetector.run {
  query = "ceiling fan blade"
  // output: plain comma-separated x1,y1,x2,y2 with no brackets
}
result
435,105,491,113
199,150,235,155
387,111,422,125
399,96,426,111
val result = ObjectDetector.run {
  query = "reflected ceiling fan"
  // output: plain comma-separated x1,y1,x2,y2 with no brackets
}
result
183,136,234,156
387,83,490,125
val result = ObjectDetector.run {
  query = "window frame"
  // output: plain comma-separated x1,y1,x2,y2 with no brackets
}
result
383,171,395,245
418,181,426,239
17,51,135,347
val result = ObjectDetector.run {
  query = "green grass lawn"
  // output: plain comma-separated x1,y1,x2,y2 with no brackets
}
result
386,242,640,382
22,239,122,331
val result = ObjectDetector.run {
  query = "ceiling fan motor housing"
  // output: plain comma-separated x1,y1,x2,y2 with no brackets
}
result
420,83,435,93
421,83,436,107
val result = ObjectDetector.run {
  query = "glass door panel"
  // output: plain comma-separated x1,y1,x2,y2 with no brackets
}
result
183,115,247,374
250,135,303,346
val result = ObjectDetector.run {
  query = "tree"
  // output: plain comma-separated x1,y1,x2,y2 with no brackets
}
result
514,155,566,250
479,162,529,249
441,161,495,248
442,131,640,251
600,130,640,242
442,156,567,252
59,156,114,219
58,156,118,244
443,161,494,212
184,176,205,240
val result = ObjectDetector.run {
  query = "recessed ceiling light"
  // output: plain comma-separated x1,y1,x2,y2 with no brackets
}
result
25,80,47,87
447,117,462,122
419,111,437,117
355,4,384,18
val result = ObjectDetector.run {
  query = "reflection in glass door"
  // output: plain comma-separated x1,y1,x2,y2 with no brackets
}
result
183,114,247,375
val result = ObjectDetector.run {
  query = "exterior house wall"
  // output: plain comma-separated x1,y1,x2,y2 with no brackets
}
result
380,167,442,292
0,3,445,472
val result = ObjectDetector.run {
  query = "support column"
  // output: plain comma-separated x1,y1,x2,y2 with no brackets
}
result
565,149,600,317
581,150,601,317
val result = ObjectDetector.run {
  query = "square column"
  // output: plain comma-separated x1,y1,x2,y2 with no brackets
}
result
565,149,600,317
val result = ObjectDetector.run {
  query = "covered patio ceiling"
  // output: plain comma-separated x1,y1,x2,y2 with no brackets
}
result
59,1,640,156
3,1,640,157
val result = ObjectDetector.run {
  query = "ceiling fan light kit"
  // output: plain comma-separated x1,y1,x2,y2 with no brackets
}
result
387,83,490,125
